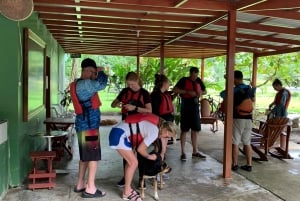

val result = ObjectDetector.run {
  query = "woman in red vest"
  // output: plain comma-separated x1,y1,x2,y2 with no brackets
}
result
151,73,176,181
111,71,152,120
111,71,152,188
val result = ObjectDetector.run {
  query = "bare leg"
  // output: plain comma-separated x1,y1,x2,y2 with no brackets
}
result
180,131,187,154
280,134,287,150
232,144,239,166
76,160,87,190
160,138,168,160
85,161,98,194
244,145,252,166
191,130,199,154
117,149,138,197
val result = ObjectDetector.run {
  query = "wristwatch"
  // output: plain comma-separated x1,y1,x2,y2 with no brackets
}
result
134,106,138,112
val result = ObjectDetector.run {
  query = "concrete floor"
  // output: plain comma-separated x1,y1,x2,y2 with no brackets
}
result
2,115,300,201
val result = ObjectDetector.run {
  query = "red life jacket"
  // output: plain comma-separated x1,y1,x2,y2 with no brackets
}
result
125,113,159,125
125,113,159,149
70,81,101,115
120,88,144,115
181,78,201,99
159,92,174,115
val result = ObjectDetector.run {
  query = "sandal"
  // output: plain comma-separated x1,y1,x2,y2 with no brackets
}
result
123,189,143,201
192,152,206,159
81,189,106,198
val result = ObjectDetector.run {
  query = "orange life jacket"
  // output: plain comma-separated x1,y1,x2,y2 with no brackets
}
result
159,92,174,115
70,81,101,115
181,78,201,99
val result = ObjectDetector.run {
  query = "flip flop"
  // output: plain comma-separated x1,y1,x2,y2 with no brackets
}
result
81,189,106,198
74,186,86,193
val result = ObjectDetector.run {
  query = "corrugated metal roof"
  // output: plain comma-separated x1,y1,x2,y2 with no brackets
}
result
30,0,300,58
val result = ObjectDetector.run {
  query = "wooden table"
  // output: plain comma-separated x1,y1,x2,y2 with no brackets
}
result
44,117,75,131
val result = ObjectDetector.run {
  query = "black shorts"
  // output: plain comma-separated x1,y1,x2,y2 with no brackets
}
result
77,129,101,161
180,99,201,132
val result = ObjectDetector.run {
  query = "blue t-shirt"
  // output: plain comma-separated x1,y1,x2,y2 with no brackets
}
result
220,83,256,119
75,71,108,131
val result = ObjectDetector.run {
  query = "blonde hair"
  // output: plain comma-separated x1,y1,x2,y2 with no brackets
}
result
158,118,177,138
125,71,143,87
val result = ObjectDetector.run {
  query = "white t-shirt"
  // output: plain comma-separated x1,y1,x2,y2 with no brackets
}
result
109,120,158,150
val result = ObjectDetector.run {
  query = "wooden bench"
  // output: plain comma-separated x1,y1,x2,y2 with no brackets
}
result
28,151,56,190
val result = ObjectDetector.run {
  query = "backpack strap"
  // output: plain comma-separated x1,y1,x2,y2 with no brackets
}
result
128,122,140,151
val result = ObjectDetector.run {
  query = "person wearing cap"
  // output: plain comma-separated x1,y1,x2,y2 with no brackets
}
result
173,66,207,161
70,58,108,198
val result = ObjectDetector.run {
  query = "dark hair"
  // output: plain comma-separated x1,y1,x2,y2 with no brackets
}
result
154,73,169,90
189,66,199,74
81,58,97,69
234,70,243,79
272,78,282,86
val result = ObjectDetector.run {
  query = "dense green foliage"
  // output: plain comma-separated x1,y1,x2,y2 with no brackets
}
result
64,52,300,113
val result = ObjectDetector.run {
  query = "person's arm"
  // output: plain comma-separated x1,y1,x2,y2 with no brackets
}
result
111,89,125,108
137,142,157,160
136,121,159,160
172,78,187,95
173,86,187,95
137,89,152,113
93,68,108,91
123,89,152,113
198,78,207,95
279,90,289,107
111,98,122,108
135,103,152,113
269,95,276,109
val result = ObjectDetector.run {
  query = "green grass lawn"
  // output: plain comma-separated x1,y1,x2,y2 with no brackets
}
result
98,91,120,113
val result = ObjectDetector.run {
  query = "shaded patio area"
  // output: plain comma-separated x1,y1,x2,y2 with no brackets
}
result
2,114,300,201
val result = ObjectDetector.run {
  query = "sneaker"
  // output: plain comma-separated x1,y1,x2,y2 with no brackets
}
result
138,179,147,190
192,152,206,159
231,165,239,171
240,165,252,172
117,177,125,187
181,153,187,161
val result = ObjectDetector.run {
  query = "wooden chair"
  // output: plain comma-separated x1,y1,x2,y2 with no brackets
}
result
250,117,290,161
200,98,218,133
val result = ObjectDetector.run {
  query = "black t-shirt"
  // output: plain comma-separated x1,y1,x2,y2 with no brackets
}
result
117,87,151,118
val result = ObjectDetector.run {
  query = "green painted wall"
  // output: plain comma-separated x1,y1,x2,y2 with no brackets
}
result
0,137,8,199
0,12,65,197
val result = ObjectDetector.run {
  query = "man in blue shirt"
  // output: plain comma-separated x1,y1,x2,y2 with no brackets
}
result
70,58,108,198
220,70,255,172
